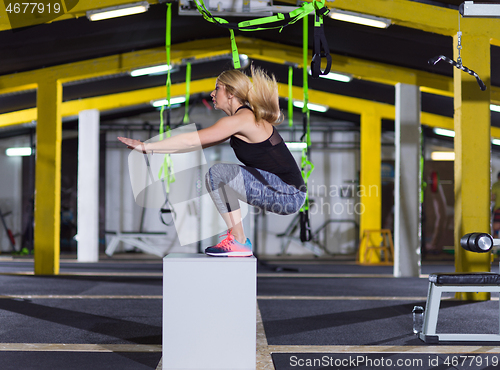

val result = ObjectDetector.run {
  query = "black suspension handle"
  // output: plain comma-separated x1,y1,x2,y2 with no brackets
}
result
428,55,486,91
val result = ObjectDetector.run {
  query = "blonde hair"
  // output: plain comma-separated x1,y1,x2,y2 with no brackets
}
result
217,66,283,124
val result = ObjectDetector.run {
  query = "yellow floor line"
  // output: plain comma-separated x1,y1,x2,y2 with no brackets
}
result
268,345,500,354
0,343,161,352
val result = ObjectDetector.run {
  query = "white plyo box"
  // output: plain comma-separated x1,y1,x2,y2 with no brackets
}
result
163,253,257,370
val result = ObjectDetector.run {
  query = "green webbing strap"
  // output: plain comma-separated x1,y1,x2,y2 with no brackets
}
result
194,0,318,31
158,3,175,191
183,62,192,124
288,65,293,127
302,14,311,147
230,29,241,69
301,154,315,188
192,0,330,73
300,14,313,214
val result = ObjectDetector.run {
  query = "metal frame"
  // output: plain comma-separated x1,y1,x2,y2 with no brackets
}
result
418,281,500,343
105,231,173,258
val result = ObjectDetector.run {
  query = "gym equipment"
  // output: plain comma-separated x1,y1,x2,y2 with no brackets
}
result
428,16,486,91
105,231,173,257
418,232,500,343
163,254,256,370
428,54,486,91
190,0,331,76
460,232,493,253
298,15,314,242
357,229,394,265
427,170,452,193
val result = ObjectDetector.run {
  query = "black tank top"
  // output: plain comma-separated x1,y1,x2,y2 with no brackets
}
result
229,107,306,192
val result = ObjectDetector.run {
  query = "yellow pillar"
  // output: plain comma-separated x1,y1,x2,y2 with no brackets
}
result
453,30,491,300
359,109,382,263
34,79,62,275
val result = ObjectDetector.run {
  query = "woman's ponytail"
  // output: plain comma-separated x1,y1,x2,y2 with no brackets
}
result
247,66,283,124
217,66,283,125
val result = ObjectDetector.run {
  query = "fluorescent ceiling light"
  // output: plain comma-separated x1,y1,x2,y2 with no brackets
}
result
491,104,500,112
292,101,329,113
308,69,352,83
6,147,32,157
131,64,172,77
329,9,391,29
151,96,186,107
320,72,352,83
286,142,308,151
433,128,455,138
87,1,149,21
493,139,500,146
431,151,455,161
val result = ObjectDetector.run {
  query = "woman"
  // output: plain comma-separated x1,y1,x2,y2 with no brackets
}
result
118,66,306,257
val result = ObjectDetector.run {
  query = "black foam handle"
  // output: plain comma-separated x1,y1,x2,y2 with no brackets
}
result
460,232,493,253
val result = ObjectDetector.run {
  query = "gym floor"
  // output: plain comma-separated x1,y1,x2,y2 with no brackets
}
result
0,254,498,370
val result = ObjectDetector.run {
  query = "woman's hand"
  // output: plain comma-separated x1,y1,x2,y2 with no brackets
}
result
117,137,147,153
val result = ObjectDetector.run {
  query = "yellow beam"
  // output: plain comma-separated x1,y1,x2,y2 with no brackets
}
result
453,32,492,300
0,37,459,99
0,38,231,94
3,37,500,108
359,109,382,264
34,79,62,275
307,0,500,41
0,108,37,128
0,80,466,136
324,0,458,36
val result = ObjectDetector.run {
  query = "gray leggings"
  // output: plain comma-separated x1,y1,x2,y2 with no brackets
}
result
205,163,306,215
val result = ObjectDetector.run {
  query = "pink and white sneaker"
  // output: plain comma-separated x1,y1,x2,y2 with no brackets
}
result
205,230,253,257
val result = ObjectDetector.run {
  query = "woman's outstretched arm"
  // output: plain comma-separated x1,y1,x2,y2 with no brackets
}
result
118,116,244,154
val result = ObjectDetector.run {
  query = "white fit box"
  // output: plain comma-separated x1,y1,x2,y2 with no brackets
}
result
163,253,257,370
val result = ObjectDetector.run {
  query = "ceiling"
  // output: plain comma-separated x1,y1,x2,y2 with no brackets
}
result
0,0,498,138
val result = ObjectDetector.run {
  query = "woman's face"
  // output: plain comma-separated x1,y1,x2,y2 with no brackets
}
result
210,82,230,111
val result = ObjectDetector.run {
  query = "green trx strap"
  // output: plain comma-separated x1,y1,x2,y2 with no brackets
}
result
158,3,175,192
302,13,311,147
299,15,314,242
230,29,241,69
192,0,331,74
183,62,192,124
311,1,331,78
